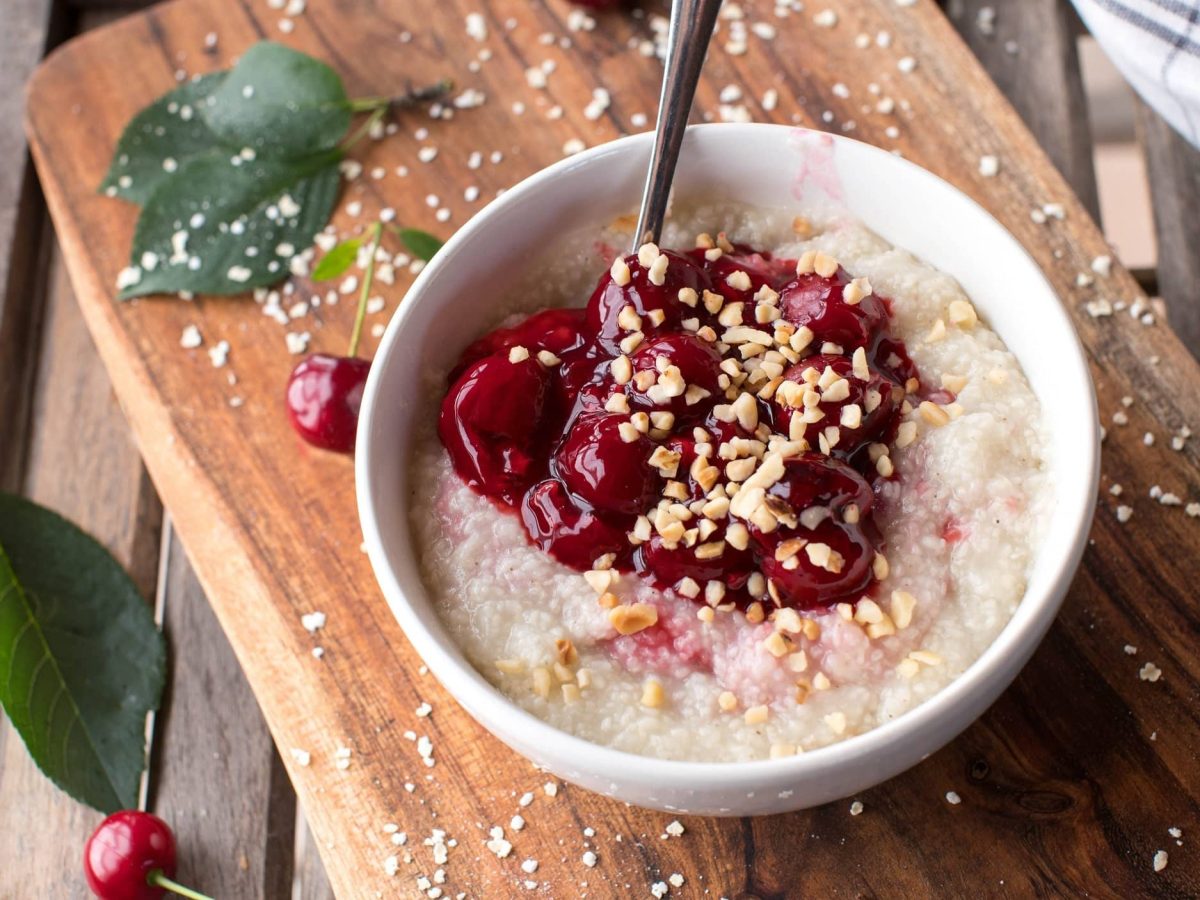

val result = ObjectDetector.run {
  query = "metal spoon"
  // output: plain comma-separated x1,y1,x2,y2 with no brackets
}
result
631,0,724,253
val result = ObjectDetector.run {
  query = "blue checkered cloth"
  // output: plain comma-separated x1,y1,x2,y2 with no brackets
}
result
1072,0,1200,146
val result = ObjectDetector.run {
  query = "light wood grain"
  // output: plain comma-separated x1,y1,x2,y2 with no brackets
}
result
24,0,1200,896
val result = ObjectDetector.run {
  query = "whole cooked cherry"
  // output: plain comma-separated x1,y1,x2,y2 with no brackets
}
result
779,269,889,349
453,308,590,382
691,246,793,305
771,354,901,453
628,333,723,421
549,344,612,427
871,335,920,391
286,354,372,453
521,479,632,569
586,249,710,353
753,452,875,530
439,353,552,505
553,413,658,515
757,518,876,609
659,435,704,500
84,810,211,900
634,527,752,592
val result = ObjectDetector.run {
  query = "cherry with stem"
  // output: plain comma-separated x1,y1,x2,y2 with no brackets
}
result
84,810,214,900
286,221,382,453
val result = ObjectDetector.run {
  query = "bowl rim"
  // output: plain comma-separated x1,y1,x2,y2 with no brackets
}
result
356,122,1100,786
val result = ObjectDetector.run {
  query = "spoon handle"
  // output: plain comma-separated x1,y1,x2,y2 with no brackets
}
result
630,0,723,253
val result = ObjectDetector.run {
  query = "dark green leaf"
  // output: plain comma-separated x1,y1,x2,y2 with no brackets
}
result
204,42,352,159
120,151,341,298
397,228,443,262
99,74,227,204
312,237,362,281
0,494,165,814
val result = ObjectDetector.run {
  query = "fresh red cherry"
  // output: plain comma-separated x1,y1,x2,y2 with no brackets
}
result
440,353,552,506
287,221,387,454
286,354,371,453
772,354,901,454
757,517,876,610
586,249,710,353
84,811,211,900
521,479,632,569
779,268,889,349
628,333,723,421
553,413,658,516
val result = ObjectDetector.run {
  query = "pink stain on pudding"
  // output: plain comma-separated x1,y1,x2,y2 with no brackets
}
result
788,130,844,204
942,516,969,544
606,607,713,678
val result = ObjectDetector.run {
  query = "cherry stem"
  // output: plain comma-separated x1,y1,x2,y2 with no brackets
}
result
348,78,454,114
147,870,213,900
347,221,383,359
342,106,386,151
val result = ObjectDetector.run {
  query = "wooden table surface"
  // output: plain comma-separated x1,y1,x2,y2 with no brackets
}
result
4,0,1200,897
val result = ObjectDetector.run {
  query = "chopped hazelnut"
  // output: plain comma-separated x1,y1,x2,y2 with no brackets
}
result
610,257,631,286
555,638,579,666
890,590,917,629
610,354,633,385
919,401,950,427
813,252,839,278
744,704,770,725
608,602,659,635
948,299,978,328
641,679,665,707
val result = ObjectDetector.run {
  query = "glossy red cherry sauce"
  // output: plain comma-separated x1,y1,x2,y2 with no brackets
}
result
439,238,926,612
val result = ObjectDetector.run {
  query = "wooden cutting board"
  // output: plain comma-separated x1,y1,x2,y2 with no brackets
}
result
25,0,1200,895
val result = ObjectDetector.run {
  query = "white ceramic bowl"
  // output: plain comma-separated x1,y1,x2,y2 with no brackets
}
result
356,124,1098,816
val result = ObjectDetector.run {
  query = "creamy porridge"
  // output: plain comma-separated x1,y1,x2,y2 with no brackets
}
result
411,203,1051,762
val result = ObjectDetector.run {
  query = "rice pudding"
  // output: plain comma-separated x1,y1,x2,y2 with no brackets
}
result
412,204,1051,763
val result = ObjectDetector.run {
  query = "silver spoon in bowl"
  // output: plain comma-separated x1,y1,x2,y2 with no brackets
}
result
631,0,724,253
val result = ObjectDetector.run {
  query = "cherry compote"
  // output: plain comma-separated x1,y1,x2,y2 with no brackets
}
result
438,238,924,613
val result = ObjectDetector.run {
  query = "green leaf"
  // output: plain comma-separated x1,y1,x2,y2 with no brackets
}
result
397,228,443,263
0,494,165,814
99,74,227,205
204,42,352,159
120,151,341,299
312,237,362,281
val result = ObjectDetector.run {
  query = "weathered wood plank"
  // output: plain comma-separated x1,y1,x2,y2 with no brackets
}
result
23,0,1200,895
946,0,1102,220
293,817,337,900
150,525,298,899
1138,103,1200,358
0,0,60,491
0,246,163,898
